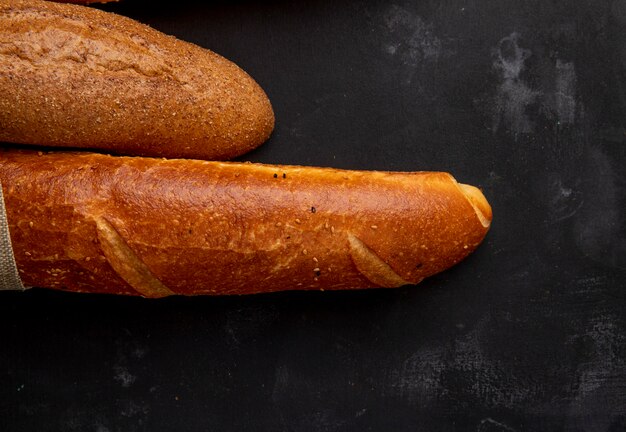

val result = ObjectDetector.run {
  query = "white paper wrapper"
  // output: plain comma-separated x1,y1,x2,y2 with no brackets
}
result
0,182,25,291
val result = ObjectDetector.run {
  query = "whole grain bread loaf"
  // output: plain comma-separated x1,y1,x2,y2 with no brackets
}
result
0,0,274,159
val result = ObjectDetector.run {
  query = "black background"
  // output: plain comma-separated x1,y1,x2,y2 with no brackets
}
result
2,0,626,430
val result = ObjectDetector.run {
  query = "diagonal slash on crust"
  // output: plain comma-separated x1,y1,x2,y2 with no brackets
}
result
95,217,174,298
348,233,411,288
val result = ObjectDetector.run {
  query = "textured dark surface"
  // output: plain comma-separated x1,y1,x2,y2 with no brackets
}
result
1,0,626,430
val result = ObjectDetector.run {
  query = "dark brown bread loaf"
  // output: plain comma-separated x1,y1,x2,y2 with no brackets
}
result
0,149,492,297
0,0,274,159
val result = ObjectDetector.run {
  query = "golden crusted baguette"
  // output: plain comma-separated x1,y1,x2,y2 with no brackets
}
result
0,0,274,159
0,149,491,297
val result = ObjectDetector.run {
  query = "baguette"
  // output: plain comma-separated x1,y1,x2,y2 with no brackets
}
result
0,0,274,160
0,149,491,297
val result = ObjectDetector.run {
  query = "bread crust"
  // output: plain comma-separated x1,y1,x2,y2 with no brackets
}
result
0,149,491,297
0,0,274,159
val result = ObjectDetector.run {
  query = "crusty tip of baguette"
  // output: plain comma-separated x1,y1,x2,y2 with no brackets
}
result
458,183,492,228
